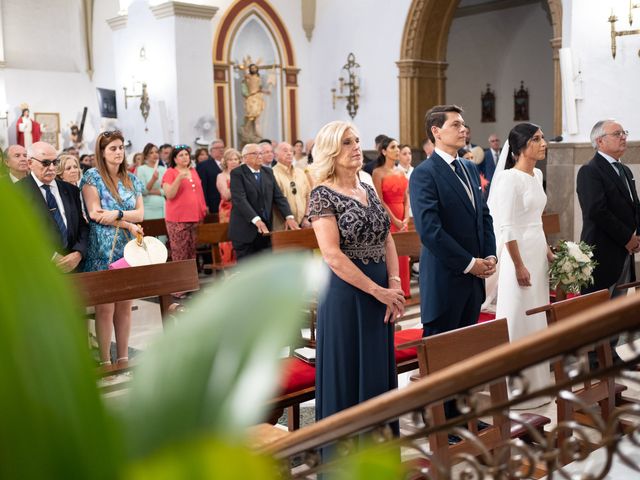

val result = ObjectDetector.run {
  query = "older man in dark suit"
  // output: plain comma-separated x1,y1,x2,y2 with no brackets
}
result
196,139,224,214
18,141,88,272
229,143,299,259
577,119,640,297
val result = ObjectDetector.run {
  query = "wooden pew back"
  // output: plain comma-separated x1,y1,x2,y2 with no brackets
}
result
271,228,319,251
196,223,230,271
72,259,199,325
418,319,511,473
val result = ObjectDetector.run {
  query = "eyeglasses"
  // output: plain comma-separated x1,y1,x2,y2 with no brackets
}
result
245,151,264,157
290,181,297,195
30,157,60,168
603,130,629,139
101,130,122,138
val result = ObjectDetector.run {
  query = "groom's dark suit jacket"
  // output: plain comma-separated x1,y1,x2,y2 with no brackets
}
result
228,164,292,247
409,152,496,330
18,175,88,259
577,152,640,292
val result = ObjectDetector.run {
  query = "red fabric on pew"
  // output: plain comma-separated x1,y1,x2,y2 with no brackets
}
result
280,357,315,394
394,328,422,363
477,311,496,323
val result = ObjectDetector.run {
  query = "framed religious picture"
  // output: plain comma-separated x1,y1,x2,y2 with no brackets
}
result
514,81,529,121
34,112,60,149
96,87,117,118
481,84,496,123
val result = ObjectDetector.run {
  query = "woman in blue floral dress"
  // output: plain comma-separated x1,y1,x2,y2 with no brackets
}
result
81,130,144,366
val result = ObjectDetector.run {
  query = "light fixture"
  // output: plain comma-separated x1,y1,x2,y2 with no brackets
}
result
0,108,8,127
123,47,151,131
608,2,640,59
331,52,360,119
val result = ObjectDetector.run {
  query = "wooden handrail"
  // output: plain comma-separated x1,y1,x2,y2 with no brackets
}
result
265,291,640,458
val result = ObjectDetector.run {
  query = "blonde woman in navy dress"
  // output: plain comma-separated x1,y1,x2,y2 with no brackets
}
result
308,121,406,427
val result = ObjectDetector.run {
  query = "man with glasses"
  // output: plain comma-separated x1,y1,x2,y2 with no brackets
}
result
229,143,299,259
196,139,224,215
18,141,88,272
272,142,312,230
577,120,639,297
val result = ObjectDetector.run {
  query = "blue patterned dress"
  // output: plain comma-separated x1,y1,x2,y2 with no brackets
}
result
80,168,143,272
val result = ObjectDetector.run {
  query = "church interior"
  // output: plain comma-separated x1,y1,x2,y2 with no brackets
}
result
2,0,640,478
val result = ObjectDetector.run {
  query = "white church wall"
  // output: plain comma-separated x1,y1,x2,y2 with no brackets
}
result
446,3,555,149
302,0,412,149
108,0,179,150
174,15,216,146
562,0,640,143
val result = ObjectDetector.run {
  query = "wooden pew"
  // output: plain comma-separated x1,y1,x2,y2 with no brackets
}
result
271,228,318,250
73,259,200,328
139,213,219,238
196,222,231,273
402,319,549,477
525,289,623,449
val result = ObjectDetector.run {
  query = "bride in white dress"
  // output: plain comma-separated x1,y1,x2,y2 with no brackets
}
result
486,123,555,408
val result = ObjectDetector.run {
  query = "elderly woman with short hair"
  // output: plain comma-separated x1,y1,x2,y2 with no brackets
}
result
308,120,405,427
56,153,83,186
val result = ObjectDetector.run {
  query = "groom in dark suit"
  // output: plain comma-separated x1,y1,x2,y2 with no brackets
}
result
229,143,299,259
410,105,496,338
18,141,88,272
577,119,640,297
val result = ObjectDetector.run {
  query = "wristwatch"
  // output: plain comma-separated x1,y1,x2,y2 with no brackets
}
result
117,210,124,220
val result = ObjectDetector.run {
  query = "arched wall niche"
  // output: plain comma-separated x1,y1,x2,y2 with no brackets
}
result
398,0,562,146
213,0,299,147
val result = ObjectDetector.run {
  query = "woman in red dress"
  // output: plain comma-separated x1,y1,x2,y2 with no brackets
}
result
216,148,241,265
372,137,411,297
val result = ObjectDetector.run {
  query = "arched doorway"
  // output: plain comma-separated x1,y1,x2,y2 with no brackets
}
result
397,0,562,146
212,0,300,147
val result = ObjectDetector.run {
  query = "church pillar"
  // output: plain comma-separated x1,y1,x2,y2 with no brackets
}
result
151,2,218,145
397,59,448,147
550,37,562,137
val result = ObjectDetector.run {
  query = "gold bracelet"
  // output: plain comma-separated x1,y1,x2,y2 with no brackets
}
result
389,275,401,283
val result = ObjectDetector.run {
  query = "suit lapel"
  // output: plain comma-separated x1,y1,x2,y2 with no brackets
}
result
433,155,475,216
594,154,633,205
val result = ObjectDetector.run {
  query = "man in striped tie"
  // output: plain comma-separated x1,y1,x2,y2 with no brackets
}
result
18,141,88,272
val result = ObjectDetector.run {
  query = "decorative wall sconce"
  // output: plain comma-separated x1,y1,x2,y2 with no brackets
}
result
608,2,640,58
123,47,151,131
0,109,9,127
331,52,360,119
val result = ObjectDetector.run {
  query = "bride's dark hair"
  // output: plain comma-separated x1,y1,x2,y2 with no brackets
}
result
506,123,541,169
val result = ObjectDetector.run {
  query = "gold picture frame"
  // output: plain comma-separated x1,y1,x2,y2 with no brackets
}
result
34,112,60,149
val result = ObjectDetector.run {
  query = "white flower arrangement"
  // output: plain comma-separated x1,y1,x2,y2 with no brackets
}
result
549,240,597,294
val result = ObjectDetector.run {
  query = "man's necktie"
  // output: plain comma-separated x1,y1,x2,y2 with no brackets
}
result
452,158,470,190
613,162,632,199
42,184,68,247
254,171,261,184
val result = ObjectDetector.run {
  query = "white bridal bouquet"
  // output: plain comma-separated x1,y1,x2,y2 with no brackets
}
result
549,240,597,294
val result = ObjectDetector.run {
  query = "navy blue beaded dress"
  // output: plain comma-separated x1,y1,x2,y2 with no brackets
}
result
308,183,397,424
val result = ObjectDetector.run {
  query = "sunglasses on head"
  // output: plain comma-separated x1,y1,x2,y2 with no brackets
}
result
30,157,60,168
101,130,122,138
174,144,191,152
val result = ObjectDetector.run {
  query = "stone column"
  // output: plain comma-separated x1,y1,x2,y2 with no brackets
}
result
550,37,562,137
397,59,447,147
